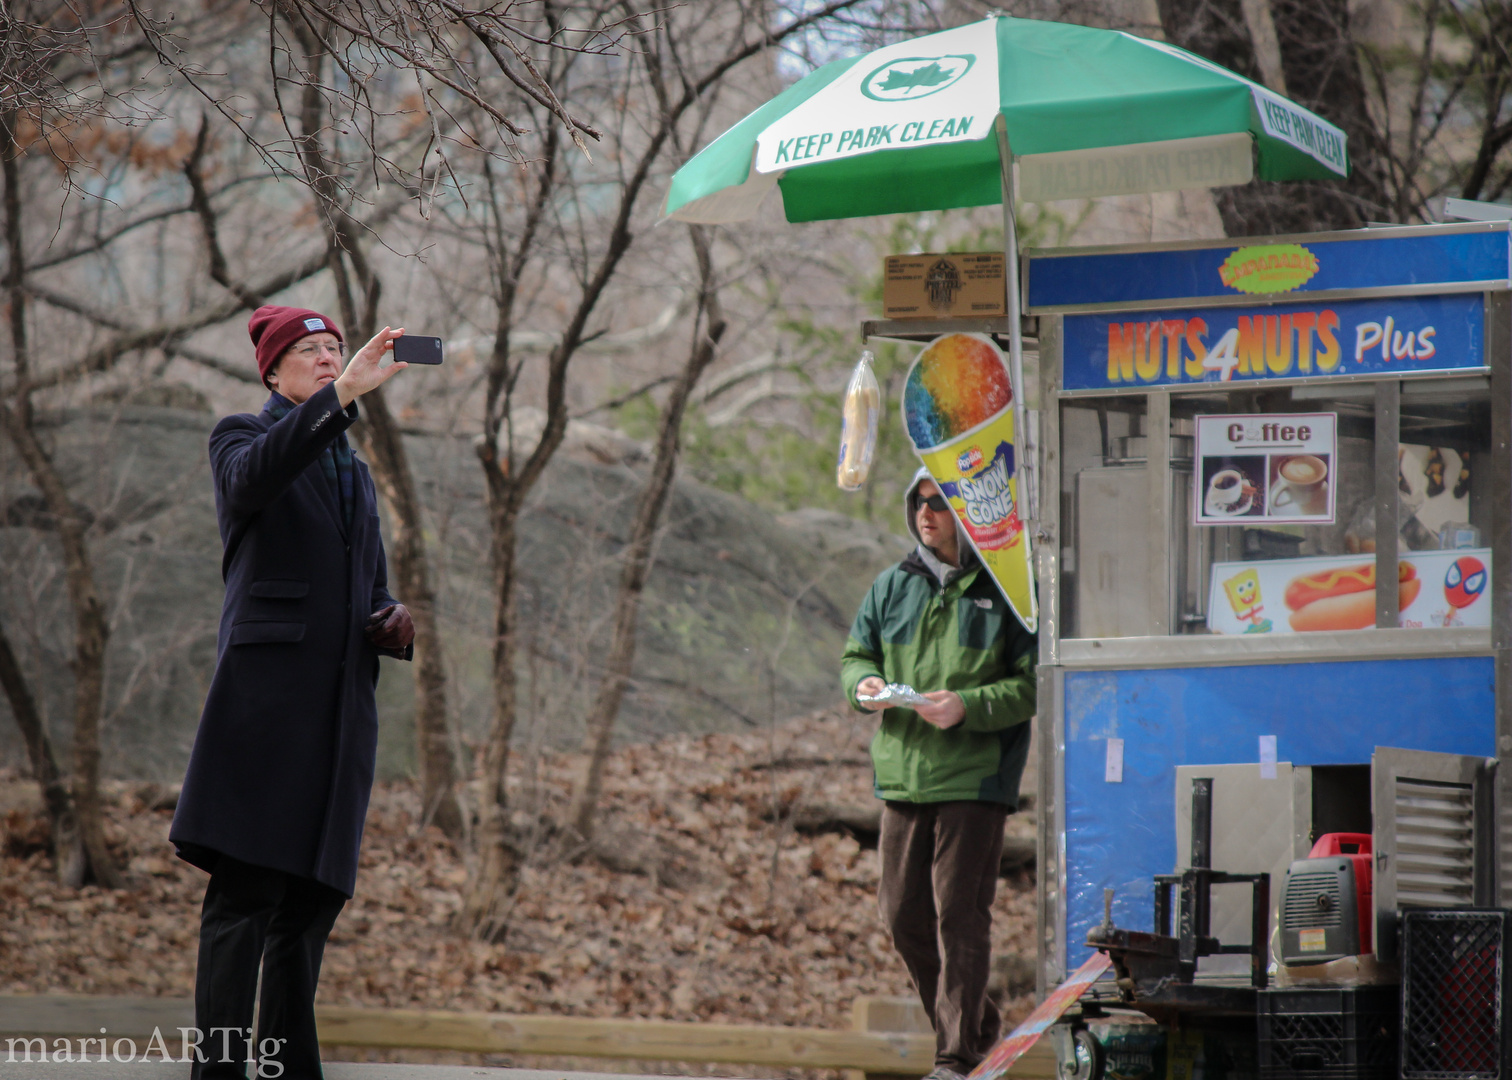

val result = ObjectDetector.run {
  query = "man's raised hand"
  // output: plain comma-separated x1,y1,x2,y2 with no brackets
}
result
334,327,407,407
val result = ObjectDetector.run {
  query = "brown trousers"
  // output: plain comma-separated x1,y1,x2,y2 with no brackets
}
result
879,800,1008,1073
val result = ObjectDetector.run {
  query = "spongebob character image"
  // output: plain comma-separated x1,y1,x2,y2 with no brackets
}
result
1222,568,1273,633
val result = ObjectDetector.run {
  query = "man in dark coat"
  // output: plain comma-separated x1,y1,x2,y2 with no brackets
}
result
170,305,415,1079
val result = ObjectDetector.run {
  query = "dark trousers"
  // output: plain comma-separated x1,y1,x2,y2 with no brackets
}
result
192,855,347,1079
879,800,1009,1074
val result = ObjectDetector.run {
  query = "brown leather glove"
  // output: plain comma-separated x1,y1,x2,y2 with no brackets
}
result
366,604,415,650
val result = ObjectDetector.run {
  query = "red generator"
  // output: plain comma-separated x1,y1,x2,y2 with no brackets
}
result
1279,832,1375,965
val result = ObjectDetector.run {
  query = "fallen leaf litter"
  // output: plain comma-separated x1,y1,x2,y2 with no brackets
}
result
0,708,1038,1071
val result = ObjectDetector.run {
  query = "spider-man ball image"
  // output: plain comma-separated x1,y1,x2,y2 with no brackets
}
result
1444,556,1487,611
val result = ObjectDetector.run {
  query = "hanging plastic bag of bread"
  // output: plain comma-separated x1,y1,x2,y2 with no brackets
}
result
837,350,881,491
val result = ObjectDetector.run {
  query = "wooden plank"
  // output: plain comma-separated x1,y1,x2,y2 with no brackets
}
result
0,995,1055,1077
315,1005,1056,1077
313,1006,936,1071
0,994,193,1038
852,995,933,1036
849,995,1054,1080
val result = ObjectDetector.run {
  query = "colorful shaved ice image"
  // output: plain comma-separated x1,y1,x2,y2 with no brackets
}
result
903,333,1013,449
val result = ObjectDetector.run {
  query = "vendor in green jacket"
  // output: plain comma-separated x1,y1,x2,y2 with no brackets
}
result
841,466,1037,1080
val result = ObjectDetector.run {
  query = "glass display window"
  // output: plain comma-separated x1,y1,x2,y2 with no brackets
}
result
1058,375,1491,638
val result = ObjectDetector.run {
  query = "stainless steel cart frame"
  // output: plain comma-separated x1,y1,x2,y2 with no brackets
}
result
868,221,1512,997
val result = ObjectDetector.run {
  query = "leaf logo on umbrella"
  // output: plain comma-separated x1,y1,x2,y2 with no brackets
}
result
861,54,975,101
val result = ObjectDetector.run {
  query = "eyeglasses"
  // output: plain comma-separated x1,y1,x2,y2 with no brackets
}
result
290,341,346,360
920,493,949,512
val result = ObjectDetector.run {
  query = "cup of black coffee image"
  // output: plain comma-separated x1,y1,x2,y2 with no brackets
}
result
1202,457,1264,517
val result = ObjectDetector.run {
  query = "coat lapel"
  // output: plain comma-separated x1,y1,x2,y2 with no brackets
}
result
306,449,348,539
349,457,373,543
258,407,348,537
326,457,351,540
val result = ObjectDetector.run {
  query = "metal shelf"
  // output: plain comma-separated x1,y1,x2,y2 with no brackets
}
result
860,315,1039,346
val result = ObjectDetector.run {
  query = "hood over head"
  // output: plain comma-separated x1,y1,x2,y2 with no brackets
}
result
903,466,933,547
903,466,976,584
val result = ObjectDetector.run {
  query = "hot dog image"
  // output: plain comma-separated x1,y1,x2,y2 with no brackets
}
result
1285,562,1421,632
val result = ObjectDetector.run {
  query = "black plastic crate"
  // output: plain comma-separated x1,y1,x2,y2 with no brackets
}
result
1401,909,1512,1080
1257,985,1398,1080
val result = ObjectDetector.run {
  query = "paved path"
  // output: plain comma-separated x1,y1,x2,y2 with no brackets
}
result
0,1063,708,1079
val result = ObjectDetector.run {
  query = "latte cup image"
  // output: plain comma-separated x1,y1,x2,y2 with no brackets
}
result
1272,454,1329,514
1206,469,1246,513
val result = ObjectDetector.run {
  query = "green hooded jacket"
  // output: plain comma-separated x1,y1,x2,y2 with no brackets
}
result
840,469,1037,806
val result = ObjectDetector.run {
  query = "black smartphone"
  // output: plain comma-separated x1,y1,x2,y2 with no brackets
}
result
393,335,444,365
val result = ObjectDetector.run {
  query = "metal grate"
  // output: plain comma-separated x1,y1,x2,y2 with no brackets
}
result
1259,987,1398,1080
1401,910,1510,1080
1284,870,1344,929
1393,780,1475,908
1265,1013,1395,1069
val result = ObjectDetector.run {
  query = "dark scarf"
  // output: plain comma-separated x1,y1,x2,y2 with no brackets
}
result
267,391,354,529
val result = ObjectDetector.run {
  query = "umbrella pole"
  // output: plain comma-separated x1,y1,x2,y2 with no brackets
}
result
995,115,1035,528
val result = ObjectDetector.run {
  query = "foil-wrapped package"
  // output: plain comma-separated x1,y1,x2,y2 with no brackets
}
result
857,682,932,708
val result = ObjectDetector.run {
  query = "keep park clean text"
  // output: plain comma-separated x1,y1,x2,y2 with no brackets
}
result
772,116,975,163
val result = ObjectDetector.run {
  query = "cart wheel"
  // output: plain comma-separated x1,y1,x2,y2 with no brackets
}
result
1055,1027,1103,1080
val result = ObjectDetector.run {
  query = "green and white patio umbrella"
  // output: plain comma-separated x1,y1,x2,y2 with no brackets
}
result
664,13,1348,529
664,14,1347,225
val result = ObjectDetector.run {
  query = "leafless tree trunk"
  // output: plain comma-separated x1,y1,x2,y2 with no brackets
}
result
464,118,566,940
460,33,695,933
565,224,726,842
1268,0,1389,220
1157,0,1388,233
338,294,462,838
279,11,464,837
1457,29,1512,201
0,617,84,883
0,107,120,888
1413,1,1512,206
1153,0,1265,85
456,0,864,941
354,376,463,836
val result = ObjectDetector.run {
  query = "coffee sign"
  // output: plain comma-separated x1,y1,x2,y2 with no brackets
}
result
1194,413,1337,526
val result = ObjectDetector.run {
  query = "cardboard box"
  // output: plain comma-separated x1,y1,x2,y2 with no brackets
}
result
883,252,1006,319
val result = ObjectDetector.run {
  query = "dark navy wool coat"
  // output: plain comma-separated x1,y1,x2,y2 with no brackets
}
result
171,383,410,896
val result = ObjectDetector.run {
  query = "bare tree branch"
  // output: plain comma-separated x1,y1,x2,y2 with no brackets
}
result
0,101,119,889
184,115,267,309
13,250,330,393
22,283,260,384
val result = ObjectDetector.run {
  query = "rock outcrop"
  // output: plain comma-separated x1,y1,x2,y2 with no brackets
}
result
0,403,909,780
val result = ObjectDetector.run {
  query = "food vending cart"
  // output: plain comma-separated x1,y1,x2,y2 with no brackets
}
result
867,219,1512,1072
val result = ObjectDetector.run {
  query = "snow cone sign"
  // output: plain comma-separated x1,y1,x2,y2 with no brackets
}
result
954,441,1019,542
903,332,1035,632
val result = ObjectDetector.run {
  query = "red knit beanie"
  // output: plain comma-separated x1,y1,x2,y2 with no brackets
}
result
249,306,344,388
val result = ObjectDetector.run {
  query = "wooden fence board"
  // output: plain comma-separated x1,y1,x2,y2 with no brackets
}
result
0,995,1054,1077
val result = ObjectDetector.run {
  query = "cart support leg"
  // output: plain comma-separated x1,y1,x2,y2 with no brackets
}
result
1490,291,1512,907
1374,380,1400,628
1251,873,1270,989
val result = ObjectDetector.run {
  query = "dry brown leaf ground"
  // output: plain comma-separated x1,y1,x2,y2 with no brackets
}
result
0,709,1038,1071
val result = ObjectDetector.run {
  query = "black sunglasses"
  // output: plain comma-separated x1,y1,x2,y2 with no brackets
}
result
919,493,949,512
